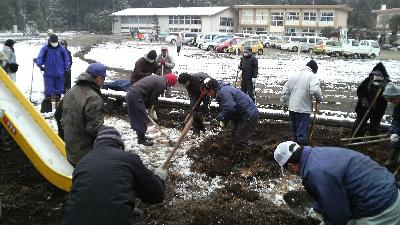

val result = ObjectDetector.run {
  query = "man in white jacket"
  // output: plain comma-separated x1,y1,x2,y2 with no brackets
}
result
280,60,322,146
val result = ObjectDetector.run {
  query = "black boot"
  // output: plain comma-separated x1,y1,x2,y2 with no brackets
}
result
137,132,154,146
40,97,52,113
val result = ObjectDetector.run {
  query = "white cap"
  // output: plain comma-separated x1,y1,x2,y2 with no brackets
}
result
274,141,300,167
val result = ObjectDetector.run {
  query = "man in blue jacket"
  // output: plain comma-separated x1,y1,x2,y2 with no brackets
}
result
35,34,70,113
382,82,400,171
204,78,259,163
274,141,400,225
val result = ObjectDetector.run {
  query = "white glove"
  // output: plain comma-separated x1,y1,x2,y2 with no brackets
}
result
219,121,225,128
390,134,399,143
252,78,256,83
149,109,158,120
154,167,168,182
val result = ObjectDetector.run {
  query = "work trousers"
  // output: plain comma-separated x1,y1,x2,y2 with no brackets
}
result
289,111,311,146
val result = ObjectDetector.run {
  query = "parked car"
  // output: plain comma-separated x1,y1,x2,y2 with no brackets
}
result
281,36,304,52
197,33,219,49
214,33,234,41
342,40,380,59
260,36,281,48
194,34,204,47
313,40,336,55
201,37,229,51
181,32,200,45
228,39,264,55
300,36,328,53
165,32,180,44
325,41,345,57
234,33,251,38
215,37,244,53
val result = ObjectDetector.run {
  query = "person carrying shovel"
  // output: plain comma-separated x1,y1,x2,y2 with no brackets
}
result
382,82,400,172
280,59,322,146
352,62,390,137
274,141,400,225
125,73,177,146
203,78,259,166
156,46,175,97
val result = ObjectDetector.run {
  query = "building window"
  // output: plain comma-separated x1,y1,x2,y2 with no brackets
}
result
220,17,234,26
241,10,253,24
255,10,268,24
286,12,299,21
271,12,284,26
256,27,267,34
303,28,316,36
191,16,202,24
286,28,297,36
320,12,334,22
303,12,317,21
169,16,179,24
219,29,234,33
242,27,253,33
191,28,201,32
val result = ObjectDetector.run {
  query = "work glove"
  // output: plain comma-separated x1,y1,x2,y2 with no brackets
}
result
252,78,256,83
390,134,399,143
282,105,288,113
7,63,19,73
361,98,369,108
149,106,158,120
154,167,168,182
210,119,224,128
40,66,45,71
160,59,166,64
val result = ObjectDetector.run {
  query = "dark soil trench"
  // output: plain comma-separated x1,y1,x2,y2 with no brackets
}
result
0,101,391,225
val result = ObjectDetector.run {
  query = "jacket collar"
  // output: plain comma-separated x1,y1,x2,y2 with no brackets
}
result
75,72,102,94
300,146,312,178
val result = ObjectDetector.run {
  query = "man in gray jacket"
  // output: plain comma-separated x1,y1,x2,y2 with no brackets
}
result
62,63,107,166
280,60,322,146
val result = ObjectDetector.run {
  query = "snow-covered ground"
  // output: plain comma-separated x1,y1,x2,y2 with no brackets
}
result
4,38,400,211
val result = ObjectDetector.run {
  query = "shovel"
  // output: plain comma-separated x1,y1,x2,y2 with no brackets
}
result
147,115,175,147
308,101,319,144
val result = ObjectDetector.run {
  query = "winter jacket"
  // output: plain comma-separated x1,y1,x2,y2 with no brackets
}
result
176,38,182,47
215,82,259,122
62,139,165,225
355,75,388,115
65,48,72,69
390,104,400,135
239,54,258,80
62,72,105,165
35,43,70,77
186,72,211,103
129,75,166,108
131,56,158,83
280,66,322,114
301,146,398,225
156,54,174,75
2,46,17,74
103,79,131,92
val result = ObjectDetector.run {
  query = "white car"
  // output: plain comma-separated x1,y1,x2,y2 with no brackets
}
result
201,37,228,51
165,32,179,44
280,36,303,52
342,40,380,59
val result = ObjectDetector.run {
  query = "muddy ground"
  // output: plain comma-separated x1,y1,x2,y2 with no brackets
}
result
0,100,392,225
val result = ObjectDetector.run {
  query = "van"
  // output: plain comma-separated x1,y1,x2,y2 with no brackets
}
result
280,36,304,51
181,32,200,45
342,40,380,59
300,36,328,53
197,33,219,49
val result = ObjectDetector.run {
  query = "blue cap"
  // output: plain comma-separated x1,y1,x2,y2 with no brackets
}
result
86,63,107,78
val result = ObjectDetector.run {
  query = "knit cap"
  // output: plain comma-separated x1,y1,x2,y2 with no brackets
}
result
94,126,125,150
383,82,400,98
164,73,177,87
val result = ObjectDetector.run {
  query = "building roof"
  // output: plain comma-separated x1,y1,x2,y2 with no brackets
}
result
372,8,400,14
234,4,352,12
111,6,231,16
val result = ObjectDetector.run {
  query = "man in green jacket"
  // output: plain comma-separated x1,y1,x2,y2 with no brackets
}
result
62,63,106,166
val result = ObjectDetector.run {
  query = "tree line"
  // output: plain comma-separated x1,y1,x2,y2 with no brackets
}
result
0,0,399,33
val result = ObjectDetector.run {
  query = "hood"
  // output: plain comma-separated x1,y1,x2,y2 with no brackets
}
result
217,82,229,91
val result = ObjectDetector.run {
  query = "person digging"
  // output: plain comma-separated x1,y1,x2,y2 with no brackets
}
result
382,82,400,172
178,72,212,135
125,73,178,146
203,78,259,167
274,141,400,225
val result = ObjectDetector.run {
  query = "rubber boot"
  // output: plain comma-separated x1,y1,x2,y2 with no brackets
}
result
54,95,61,104
40,96,52,113
137,132,154,146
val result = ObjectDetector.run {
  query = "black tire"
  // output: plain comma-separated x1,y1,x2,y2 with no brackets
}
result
258,49,263,55
308,48,314,53
206,46,214,51
353,54,359,59
198,44,202,49
370,54,376,59
292,46,298,52
335,51,340,57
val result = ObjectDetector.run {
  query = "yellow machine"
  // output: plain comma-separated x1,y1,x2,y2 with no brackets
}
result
0,68,72,191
